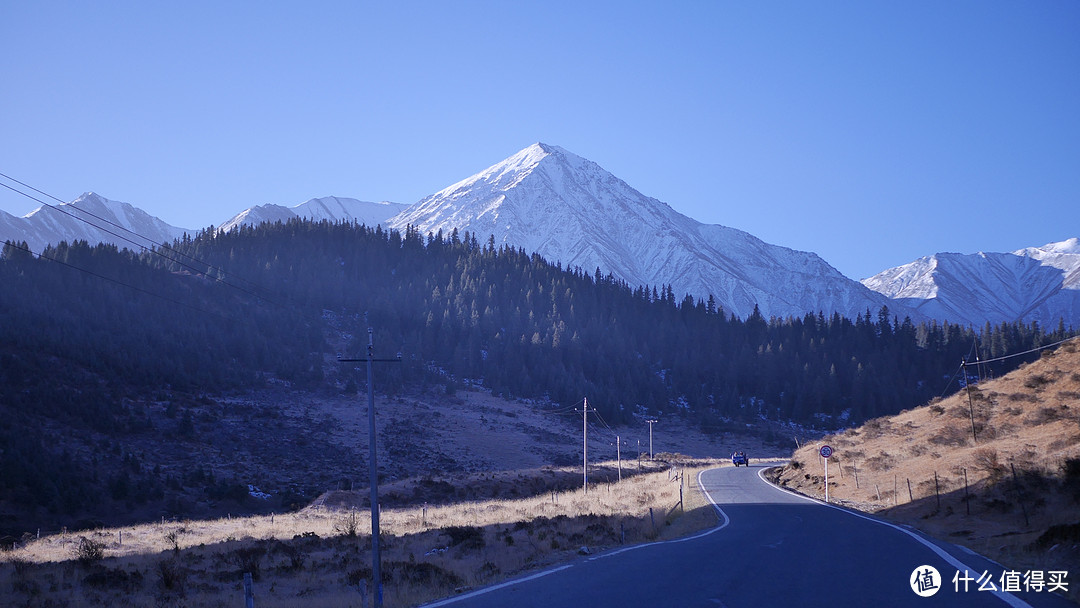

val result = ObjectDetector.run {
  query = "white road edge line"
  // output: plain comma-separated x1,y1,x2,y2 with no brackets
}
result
754,467,1032,608
588,468,731,560
421,565,574,607
420,469,735,606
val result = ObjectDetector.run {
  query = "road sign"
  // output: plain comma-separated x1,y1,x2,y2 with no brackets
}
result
820,445,833,503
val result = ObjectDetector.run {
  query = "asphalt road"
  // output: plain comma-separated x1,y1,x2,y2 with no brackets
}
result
423,464,1075,608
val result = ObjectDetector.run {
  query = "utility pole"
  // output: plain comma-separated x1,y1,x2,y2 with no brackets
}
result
578,398,594,494
616,435,621,482
962,359,978,444
645,417,658,459
337,319,401,608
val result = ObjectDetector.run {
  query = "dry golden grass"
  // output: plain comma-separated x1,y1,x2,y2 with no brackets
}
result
1,457,726,607
776,338,1080,602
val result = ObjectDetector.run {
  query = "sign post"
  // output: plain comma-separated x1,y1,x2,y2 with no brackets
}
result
820,445,833,503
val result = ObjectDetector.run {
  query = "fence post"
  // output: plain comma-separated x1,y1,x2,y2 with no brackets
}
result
853,461,859,489
244,572,254,608
963,468,970,515
907,478,914,503
934,471,941,511
1009,463,1030,528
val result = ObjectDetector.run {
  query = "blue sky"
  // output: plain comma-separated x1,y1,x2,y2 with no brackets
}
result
2,1,1077,280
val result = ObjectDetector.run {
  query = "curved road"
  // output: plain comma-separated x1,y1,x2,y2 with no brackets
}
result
424,464,1074,607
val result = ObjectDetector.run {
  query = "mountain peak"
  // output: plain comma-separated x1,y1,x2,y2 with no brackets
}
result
4,192,190,253
390,143,904,321
1025,237,1080,256
75,191,104,203
523,141,561,156
486,143,588,177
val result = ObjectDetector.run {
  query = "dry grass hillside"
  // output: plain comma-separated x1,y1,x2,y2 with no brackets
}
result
776,338,1080,599
0,456,725,607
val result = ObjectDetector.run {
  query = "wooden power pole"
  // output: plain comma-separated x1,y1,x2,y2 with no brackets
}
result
337,319,400,608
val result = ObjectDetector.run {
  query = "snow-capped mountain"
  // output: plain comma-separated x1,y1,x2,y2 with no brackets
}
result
862,238,1080,328
389,143,908,320
0,192,191,254
218,196,407,233
8,154,1070,329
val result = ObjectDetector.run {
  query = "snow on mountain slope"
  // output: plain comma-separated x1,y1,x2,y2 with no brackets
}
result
0,192,191,253
293,196,407,226
862,239,1080,328
217,204,298,233
218,196,406,233
389,143,908,321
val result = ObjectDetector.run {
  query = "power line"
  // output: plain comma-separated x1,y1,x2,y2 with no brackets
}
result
962,336,1075,367
1,240,227,319
0,176,281,306
939,363,967,399
938,336,1076,399
0,180,276,304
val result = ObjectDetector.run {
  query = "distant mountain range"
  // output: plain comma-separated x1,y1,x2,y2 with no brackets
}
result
861,238,1080,329
0,192,188,254
1,144,1076,328
217,196,408,233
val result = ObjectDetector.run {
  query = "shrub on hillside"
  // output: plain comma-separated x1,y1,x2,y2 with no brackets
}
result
1024,374,1052,390
862,417,892,438
385,560,463,587
72,536,105,567
949,405,972,419
442,526,485,551
229,545,266,581
334,510,361,537
83,565,143,592
973,448,1006,482
929,423,970,447
157,558,186,591
1024,406,1066,426
1033,523,1080,549
865,451,894,472
1063,458,1080,500
907,444,929,457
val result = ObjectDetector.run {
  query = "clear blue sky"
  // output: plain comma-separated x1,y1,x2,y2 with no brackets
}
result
2,1,1078,280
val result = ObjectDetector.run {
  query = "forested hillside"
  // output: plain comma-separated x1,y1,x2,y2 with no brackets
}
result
0,221,1070,535
160,221,1068,422
3,220,1066,426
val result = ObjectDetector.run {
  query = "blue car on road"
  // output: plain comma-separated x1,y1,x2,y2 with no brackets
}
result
731,451,749,467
